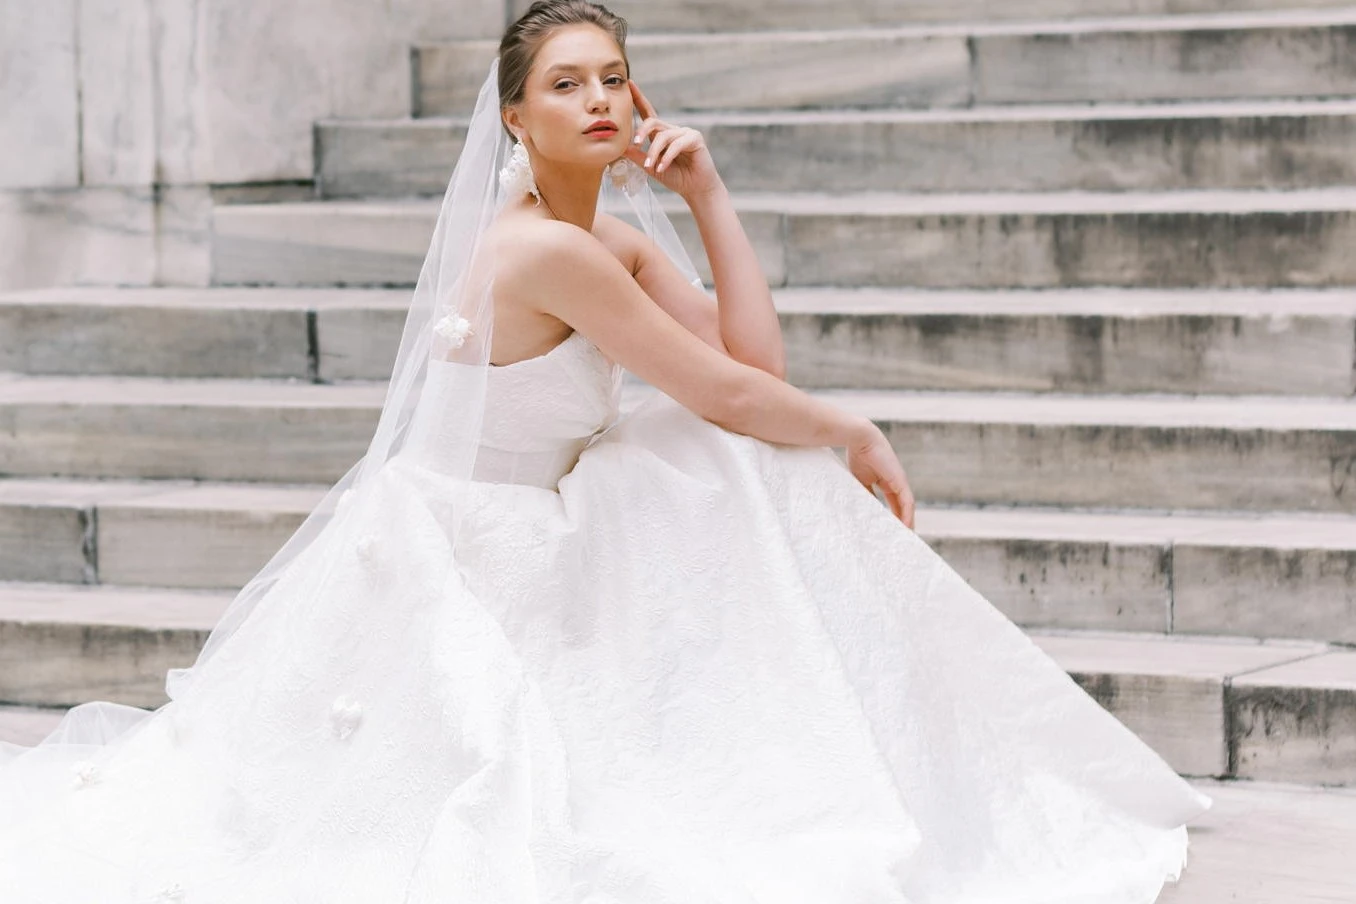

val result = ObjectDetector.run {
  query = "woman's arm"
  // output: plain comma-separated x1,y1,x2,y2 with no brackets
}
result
625,80,786,379
685,180,785,379
506,220,857,448
504,219,916,525
498,219,915,526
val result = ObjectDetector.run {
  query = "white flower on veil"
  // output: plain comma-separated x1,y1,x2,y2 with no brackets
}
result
70,761,100,789
155,882,186,902
433,313,474,348
330,695,363,740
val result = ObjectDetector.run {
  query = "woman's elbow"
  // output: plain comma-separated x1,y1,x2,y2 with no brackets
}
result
703,368,756,432
765,353,787,382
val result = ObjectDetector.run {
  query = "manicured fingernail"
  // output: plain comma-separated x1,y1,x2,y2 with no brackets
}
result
644,158,652,167
657,163,665,172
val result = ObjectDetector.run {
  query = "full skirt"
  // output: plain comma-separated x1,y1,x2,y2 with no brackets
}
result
0,390,1212,903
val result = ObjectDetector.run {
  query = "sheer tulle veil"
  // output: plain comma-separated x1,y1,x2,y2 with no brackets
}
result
16,56,702,747
166,57,703,698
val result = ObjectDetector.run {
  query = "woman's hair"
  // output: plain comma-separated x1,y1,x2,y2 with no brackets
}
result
498,0,630,141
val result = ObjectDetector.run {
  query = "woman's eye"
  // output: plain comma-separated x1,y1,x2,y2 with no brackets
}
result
553,76,623,90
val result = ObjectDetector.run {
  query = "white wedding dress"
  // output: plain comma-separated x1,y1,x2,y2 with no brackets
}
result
0,326,1212,903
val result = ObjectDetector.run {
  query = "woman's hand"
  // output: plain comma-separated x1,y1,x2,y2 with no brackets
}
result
624,80,724,201
846,421,916,529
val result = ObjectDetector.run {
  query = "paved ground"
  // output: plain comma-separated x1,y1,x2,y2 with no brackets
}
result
1161,778,1356,902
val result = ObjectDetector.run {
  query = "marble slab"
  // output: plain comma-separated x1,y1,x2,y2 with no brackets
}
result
0,3,79,189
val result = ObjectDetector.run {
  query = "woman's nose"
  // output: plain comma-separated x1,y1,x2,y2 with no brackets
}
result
586,80,608,112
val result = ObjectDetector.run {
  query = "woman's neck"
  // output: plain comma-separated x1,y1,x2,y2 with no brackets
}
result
531,161,604,232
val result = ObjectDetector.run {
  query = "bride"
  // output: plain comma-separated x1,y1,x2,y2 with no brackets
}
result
0,1,1213,901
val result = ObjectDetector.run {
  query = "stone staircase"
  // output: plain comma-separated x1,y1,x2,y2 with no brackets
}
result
3,3,1356,805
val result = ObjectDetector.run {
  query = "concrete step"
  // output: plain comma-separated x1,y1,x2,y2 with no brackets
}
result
569,0,1356,32
210,191,1356,290
0,583,1348,783
0,582,228,710
826,388,1356,513
0,376,381,483
1029,630,1355,784
5,475,1354,642
922,506,1356,644
0,287,408,381
415,10,1356,115
3,377,1354,509
320,100,1356,198
0,477,324,588
9,286,1356,396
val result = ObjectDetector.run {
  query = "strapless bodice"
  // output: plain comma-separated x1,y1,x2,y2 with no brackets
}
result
399,330,623,490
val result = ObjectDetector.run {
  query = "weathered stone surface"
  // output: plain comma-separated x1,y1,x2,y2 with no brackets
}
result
211,199,785,287
0,477,324,588
975,19,1356,105
317,119,468,199
708,101,1356,193
556,0,1356,31
321,102,1356,197
316,299,408,381
155,185,214,286
0,188,157,290
0,377,383,482
425,12,1356,113
1230,652,1356,784
414,33,969,116
775,288,1356,394
1032,632,1326,776
927,533,1170,631
1175,540,1356,643
0,490,91,584
779,192,1356,289
0,288,313,379
921,507,1356,644
824,390,1356,513
0,3,79,189
0,582,226,708
212,193,1356,290
79,0,156,186
212,201,437,286
10,286,1351,395
99,484,321,588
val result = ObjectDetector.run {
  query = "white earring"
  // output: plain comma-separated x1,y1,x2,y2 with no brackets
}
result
606,157,647,197
499,138,541,204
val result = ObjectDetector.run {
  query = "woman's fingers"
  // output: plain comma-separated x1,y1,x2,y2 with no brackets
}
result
629,79,658,122
655,130,697,172
881,477,915,528
648,126,688,170
641,126,669,167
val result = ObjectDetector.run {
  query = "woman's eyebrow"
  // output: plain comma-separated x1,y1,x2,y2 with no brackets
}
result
544,59,627,75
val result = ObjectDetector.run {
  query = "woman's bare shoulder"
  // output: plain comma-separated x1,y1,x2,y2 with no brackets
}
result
488,212,636,291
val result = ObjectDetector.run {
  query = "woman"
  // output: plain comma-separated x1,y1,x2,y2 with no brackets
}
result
0,2,1211,901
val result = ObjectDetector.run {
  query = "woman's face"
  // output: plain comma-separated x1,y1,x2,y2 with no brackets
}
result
506,24,633,168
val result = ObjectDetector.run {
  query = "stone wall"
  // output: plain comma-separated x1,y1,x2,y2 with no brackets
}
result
0,0,505,289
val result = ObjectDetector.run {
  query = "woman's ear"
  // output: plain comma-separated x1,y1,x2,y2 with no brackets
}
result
502,107,523,142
